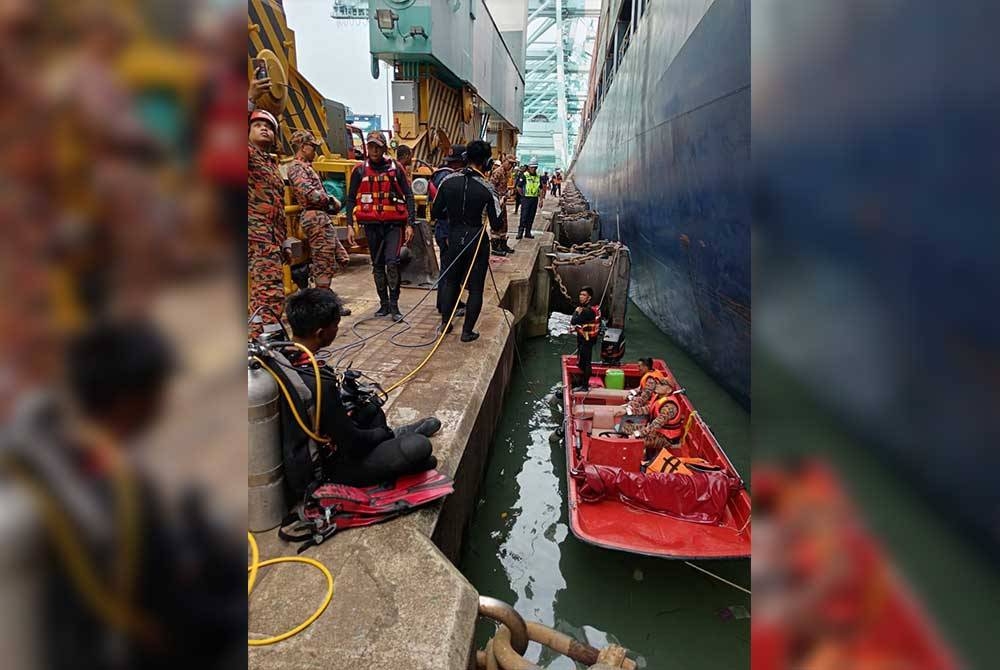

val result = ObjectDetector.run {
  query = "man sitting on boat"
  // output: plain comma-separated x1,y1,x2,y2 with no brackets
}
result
632,380,688,456
623,357,670,414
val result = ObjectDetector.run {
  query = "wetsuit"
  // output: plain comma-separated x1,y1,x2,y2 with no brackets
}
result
291,355,435,486
431,167,503,336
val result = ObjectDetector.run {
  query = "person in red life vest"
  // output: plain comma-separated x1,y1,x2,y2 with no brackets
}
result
344,130,415,322
633,380,687,455
569,286,600,391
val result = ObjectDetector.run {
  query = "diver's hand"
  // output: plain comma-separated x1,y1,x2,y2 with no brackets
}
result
404,225,414,245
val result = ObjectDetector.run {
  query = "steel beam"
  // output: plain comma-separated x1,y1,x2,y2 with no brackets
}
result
525,18,555,46
554,0,570,167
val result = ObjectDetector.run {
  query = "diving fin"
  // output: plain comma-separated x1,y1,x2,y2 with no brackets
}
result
279,470,454,551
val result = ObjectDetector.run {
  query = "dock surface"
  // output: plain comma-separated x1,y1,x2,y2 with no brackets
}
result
248,202,557,669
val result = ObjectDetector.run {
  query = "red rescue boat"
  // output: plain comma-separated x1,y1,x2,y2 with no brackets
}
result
562,356,751,559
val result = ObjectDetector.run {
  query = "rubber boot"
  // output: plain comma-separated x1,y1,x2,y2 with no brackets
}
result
386,264,404,322
373,266,390,317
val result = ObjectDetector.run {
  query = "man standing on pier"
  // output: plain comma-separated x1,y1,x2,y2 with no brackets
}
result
344,130,415,321
432,140,503,342
515,158,541,239
490,154,516,255
247,108,286,338
287,129,352,315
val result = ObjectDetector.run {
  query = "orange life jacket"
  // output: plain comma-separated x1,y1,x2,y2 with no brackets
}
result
353,159,408,223
648,395,685,441
646,449,722,476
574,304,601,340
638,370,667,390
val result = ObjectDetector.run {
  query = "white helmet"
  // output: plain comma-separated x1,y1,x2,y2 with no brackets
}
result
527,157,539,167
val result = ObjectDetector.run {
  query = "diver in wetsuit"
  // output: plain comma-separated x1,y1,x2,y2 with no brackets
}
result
284,289,441,486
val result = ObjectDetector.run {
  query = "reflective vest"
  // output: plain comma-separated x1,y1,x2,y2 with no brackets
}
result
646,449,722,476
648,394,685,441
524,173,541,197
638,370,667,390
353,160,408,223
574,305,601,341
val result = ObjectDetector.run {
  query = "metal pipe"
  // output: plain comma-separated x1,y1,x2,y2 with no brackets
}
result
478,596,529,656
527,621,637,670
492,625,538,670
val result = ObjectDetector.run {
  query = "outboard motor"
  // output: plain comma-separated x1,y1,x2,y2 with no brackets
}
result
601,327,625,365
248,358,286,531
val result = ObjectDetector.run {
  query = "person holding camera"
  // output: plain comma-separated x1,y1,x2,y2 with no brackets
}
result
345,130,415,322
283,289,441,486
287,130,352,315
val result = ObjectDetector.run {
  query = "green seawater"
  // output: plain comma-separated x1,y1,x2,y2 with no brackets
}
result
459,302,750,669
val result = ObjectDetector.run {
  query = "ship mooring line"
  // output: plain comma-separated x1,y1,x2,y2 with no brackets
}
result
682,560,751,596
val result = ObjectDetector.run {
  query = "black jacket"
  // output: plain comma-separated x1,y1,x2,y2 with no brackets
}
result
430,167,502,232
570,305,597,344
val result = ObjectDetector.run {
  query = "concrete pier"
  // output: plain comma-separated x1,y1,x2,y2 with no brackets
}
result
249,199,559,669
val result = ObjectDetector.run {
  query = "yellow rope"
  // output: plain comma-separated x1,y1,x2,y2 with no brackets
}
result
681,410,700,442
384,225,487,394
247,532,335,646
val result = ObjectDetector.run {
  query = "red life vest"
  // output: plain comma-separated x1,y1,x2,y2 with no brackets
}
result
645,450,721,476
353,159,408,223
574,304,601,341
638,370,667,390
648,394,685,441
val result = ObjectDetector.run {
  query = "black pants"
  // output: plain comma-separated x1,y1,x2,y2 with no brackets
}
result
434,220,449,313
439,224,489,335
518,197,539,237
325,433,435,487
577,337,595,386
364,223,404,266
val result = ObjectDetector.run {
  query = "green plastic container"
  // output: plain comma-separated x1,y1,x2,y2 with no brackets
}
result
605,368,625,390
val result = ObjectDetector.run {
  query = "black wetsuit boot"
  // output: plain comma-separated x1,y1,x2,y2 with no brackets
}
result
373,266,391,317
386,264,404,322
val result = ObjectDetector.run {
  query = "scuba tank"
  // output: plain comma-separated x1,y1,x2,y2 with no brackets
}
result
248,361,286,531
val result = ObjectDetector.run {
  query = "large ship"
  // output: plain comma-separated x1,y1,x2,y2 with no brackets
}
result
571,0,750,405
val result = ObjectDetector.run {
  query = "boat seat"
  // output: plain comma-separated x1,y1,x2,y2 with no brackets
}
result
573,405,623,430
572,388,631,401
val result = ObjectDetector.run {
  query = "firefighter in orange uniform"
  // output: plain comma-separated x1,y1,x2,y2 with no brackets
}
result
633,380,687,455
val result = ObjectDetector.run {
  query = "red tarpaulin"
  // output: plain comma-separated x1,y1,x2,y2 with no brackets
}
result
571,463,740,524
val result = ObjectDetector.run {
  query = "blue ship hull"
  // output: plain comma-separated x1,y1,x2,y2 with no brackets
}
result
571,0,750,405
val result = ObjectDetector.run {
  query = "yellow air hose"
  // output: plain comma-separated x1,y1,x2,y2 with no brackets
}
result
384,225,487,394
252,356,329,444
247,531,335,646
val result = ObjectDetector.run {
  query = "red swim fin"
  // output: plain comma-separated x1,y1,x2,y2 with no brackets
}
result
279,470,454,551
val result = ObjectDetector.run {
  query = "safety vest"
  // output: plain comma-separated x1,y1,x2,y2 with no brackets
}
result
638,370,667,390
645,449,722,476
648,395,685,441
574,305,601,341
524,173,541,197
353,160,408,223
